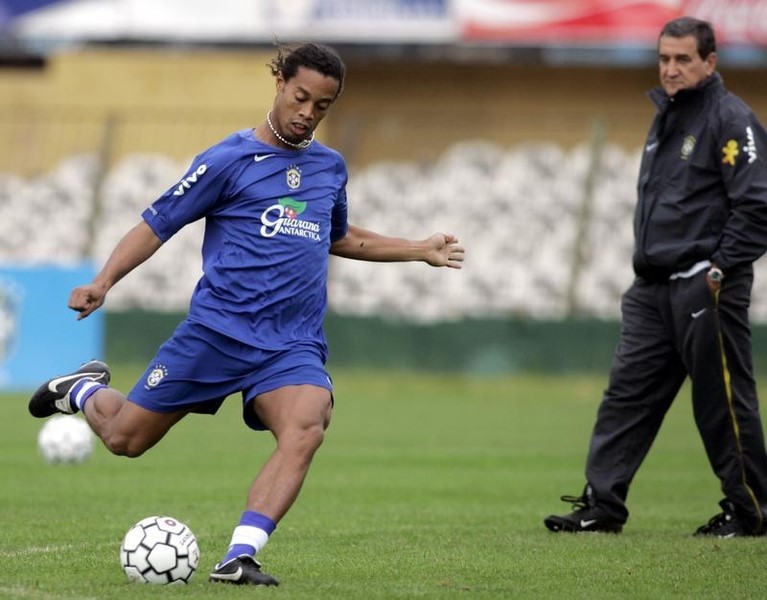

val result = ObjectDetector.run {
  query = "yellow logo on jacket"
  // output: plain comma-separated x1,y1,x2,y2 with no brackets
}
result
722,140,739,166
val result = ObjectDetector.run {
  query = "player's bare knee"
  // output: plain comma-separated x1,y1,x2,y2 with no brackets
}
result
280,422,325,457
300,422,326,453
307,423,326,451
101,430,148,458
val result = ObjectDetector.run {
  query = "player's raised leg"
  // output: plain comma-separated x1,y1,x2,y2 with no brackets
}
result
210,384,332,587
82,392,188,458
28,359,111,417
28,358,187,457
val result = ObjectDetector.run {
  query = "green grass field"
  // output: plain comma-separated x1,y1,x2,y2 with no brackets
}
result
1,366,765,599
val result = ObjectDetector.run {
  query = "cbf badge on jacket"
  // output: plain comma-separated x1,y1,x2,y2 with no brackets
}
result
681,135,696,160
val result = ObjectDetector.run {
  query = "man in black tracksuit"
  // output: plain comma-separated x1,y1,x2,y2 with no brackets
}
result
545,16,767,537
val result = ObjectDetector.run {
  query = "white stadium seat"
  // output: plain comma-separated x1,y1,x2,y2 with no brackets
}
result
4,143,767,322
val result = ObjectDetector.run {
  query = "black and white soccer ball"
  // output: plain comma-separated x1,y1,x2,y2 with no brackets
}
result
120,516,200,584
37,415,94,464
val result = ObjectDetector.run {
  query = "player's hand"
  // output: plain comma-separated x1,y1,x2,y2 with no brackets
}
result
425,233,465,269
68,283,107,320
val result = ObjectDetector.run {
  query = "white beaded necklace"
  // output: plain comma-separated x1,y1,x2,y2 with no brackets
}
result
266,111,313,150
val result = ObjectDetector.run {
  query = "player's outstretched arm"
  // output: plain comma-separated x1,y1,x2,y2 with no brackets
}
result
330,224,464,268
70,220,164,320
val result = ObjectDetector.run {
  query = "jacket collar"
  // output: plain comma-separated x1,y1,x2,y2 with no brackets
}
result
648,71,724,111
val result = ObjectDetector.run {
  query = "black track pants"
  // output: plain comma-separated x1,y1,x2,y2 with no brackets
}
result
585,268,767,532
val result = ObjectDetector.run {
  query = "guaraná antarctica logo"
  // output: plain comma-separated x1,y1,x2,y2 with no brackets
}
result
259,197,321,241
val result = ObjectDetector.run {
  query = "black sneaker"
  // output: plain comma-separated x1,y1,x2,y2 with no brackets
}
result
28,360,111,418
544,494,624,533
209,556,279,586
694,500,754,538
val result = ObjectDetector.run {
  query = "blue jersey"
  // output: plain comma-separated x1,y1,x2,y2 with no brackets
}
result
142,128,349,354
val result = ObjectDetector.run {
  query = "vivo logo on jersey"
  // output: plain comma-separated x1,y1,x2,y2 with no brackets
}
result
172,164,208,196
260,204,321,241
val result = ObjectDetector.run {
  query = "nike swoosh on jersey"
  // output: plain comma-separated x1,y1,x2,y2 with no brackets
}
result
254,154,276,162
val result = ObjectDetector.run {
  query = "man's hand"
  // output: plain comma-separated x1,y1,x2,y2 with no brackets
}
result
425,233,465,269
68,282,108,320
706,265,724,293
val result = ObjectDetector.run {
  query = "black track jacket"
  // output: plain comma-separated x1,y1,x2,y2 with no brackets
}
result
633,72,767,282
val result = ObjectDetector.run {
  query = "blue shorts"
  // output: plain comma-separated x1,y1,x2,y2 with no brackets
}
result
127,319,333,431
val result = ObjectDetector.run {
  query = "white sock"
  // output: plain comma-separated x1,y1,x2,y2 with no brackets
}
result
71,380,105,411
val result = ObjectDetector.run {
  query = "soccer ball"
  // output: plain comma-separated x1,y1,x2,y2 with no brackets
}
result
120,516,200,584
37,415,94,464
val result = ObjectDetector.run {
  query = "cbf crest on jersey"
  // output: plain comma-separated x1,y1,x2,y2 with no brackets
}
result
286,165,302,190
145,364,169,389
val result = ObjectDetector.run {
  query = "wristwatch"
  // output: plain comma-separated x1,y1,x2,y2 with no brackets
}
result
708,267,724,282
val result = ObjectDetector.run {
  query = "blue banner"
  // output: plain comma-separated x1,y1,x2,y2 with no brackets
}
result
0,0,68,23
0,263,103,391
314,0,449,18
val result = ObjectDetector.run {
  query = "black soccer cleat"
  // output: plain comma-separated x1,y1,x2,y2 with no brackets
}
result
209,556,279,586
544,494,624,533
694,499,762,538
28,359,111,418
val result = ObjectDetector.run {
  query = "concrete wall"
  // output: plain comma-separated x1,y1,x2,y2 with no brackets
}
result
332,57,767,166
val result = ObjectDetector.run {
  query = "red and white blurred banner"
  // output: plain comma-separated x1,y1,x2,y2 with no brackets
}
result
456,0,767,46
687,0,767,45
10,0,767,47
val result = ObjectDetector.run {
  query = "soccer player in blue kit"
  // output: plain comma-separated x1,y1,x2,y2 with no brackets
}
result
28,42,465,586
